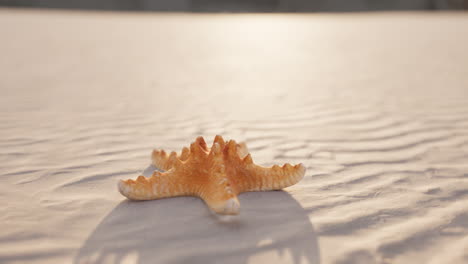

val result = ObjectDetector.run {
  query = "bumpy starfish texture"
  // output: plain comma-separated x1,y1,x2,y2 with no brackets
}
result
118,136,306,215
151,136,249,171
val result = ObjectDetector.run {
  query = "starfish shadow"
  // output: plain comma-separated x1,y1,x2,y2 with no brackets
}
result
74,191,320,264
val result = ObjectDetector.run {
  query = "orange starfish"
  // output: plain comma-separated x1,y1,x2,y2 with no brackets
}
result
118,136,306,215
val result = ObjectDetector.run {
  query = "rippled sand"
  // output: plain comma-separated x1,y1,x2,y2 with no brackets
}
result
1,9,468,264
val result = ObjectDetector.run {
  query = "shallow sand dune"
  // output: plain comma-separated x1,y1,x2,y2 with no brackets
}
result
1,8,468,264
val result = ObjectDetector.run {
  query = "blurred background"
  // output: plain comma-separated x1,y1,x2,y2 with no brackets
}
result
1,0,467,12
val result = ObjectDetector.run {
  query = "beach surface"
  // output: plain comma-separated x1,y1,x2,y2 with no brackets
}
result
1,9,468,264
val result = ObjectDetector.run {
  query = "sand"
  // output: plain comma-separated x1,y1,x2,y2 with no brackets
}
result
1,8,468,264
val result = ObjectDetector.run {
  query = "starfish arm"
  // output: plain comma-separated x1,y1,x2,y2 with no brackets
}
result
151,137,209,170
237,155,306,193
152,147,190,171
118,170,191,200
196,141,240,215
152,136,248,171
198,188,240,215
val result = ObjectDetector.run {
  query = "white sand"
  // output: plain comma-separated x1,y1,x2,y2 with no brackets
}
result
1,8,468,264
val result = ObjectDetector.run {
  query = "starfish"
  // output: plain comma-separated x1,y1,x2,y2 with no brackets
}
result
118,136,306,215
